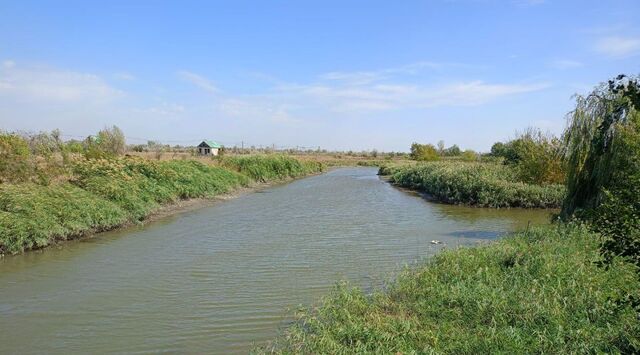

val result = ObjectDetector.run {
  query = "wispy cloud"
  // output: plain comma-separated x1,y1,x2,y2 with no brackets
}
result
0,61,122,103
272,79,549,113
594,36,640,58
319,61,467,86
177,70,220,93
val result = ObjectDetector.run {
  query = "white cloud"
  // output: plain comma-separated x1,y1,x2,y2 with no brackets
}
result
319,61,465,86
594,36,640,58
272,79,549,113
0,61,122,103
550,59,583,69
177,70,219,93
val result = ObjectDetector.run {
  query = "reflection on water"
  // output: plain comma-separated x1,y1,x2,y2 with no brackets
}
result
0,167,551,354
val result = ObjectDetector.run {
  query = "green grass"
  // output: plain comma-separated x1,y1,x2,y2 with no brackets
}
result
380,162,565,208
265,224,640,354
220,155,323,182
0,155,323,254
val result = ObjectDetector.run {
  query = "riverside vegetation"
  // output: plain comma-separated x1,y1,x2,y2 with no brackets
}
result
0,135,324,254
379,162,565,208
265,75,640,353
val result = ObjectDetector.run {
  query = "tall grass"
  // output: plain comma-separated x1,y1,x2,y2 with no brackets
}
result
266,224,640,353
0,155,322,254
220,155,323,182
381,162,565,208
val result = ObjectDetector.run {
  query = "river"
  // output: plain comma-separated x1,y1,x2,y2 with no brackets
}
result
0,167,551,353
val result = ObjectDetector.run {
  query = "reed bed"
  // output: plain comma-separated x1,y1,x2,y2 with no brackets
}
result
380,162,565,208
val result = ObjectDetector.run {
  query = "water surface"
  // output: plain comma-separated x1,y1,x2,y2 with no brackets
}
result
0,167,550,353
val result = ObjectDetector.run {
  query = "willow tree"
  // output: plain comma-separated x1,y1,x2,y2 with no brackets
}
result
561,75,640,218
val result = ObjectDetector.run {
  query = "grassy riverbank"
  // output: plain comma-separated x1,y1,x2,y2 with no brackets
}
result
0,155,324,254
380,162,565,208
266,224,640,353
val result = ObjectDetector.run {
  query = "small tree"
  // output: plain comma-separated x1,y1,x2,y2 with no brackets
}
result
410,143,440,161
437,140,445,156
443,144,461,156
84,126,126,158
461,149,478,162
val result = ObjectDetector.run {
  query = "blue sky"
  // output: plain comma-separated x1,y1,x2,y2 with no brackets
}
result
1,0,639,151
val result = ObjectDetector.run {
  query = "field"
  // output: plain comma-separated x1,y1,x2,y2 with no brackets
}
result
0,155,324,254
265,223,640,353
379,161,565,208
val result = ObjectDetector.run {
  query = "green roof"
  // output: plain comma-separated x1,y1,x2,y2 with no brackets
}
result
199,140,221,148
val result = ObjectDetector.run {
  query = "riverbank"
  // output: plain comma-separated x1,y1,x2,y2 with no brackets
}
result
379,162,565,208
265,223,640,353
0,155,324,255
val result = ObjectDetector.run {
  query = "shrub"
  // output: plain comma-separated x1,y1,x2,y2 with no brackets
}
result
0,132,32,183
491,129,565,185
461,149,477,162
220,155,323,182
380,161,564,208
409,143,440,161
84,125,126,158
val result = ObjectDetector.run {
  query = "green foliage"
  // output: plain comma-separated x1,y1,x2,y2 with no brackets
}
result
84,125,126,159
0,155,320,254
443,144,461,156
64,139,85,154
562,75,640,218
220,155,323,182
560,75,640,278
491,129,565,185
409,143,440,161
490,141,509,157
381,161,564,208
0,132,31,183
461,149,477,162
0,183,129,254
267,224,640,354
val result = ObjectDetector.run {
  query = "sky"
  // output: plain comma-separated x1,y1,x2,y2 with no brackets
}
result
1,0,639,152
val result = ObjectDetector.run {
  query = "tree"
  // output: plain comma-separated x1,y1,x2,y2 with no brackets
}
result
562,75,640,217
410,143,440,161
490,142,508,157
461,149,477,162
561,74,640,273
84,125,126,158
443,144,461,156
437,140,445,156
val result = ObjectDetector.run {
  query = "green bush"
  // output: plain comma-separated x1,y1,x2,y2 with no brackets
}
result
381,162,564,208
409,143,440,161
0,132,32,183
491,129,565,185
266,224,640,353
220,155,323,182
0,183,129,254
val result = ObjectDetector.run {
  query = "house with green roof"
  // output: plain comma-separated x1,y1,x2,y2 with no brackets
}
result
197,140,222,156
